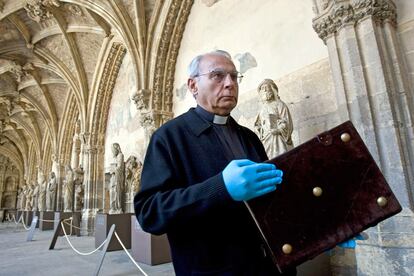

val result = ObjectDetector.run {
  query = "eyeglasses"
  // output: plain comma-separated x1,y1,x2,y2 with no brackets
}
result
194,69,244,84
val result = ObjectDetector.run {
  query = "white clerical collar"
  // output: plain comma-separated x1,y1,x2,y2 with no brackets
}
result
195,105,229,125
213,114,228,125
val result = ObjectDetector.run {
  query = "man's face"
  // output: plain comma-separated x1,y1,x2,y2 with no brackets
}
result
188,54,238,116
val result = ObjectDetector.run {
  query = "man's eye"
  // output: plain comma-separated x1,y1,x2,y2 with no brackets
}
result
211,71,225,79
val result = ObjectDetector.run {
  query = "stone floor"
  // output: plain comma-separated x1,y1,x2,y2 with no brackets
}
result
0,221,175,276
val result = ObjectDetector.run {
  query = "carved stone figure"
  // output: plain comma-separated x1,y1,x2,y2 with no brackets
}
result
124,156,143,213
63,165,74,212
46,172,57,211
109,143,125,214
255,79,293,158
16,188,23,210
37,172,46,212
31,182,39,211
20,185,27,210
74,166,84,212
25,184,33,211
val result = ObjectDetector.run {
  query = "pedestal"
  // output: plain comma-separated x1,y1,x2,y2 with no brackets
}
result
16,210,22,221
39,211,55,230
54,212,81,236
131,215,171,265
95,213,131,251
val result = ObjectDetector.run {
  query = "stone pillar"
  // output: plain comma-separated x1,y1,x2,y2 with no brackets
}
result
313,0,414,274
71,120,82,169
80,133,105,235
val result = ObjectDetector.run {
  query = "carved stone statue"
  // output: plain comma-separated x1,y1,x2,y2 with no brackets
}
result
37,172,46,212
16,188,23,210
74,166,84,212
109,143,125,214
255,79,293,158
63,165,74,212
124,156,143,213
31,182,39,211
46,172,57,211
25,184,33,211
20,185,27,210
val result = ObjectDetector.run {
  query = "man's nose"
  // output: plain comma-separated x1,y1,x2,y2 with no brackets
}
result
223,73,236,88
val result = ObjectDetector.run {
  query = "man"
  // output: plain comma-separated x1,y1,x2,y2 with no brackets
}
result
134,50,292,275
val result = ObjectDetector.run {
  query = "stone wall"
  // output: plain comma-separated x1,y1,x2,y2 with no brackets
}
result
173,0,328,118
104,52,145,171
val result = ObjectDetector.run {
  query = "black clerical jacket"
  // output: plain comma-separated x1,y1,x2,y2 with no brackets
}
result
134,108,288,276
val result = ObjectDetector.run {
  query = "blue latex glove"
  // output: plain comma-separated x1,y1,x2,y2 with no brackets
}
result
222,159,283,201
337,234,365,249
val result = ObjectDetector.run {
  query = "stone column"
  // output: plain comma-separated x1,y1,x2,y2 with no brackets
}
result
313,0,414,274
71,120,82,170
80,133,105,235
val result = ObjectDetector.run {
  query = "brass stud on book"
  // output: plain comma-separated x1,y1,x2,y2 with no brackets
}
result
313,187,323,197
282,244,292,254
377,196,388,207
341,133,351,142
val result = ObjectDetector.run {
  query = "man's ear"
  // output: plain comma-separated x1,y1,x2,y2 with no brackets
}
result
187,78,198,97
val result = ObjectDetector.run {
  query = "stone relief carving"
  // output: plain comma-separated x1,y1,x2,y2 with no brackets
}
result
124,155,142,213
0,1,4,13
313,0,397,42
255,79,293,158
74,166,84,212
109,143,125,214
24,0,60,23
37,171,46,211
63,165,74,212
46,171,57,211
132,89,151,111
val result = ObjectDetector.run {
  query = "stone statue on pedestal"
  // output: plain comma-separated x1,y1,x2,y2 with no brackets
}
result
109,143,125,214
46,172,57,211
74,166,84,212
63,165,74,212
255,79,294,158
37,172,46,212
125,156,143,213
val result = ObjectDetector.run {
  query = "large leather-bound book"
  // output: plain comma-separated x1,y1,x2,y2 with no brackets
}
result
245,121,402,273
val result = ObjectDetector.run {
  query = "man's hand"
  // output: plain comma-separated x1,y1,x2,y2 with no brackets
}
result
222,159,283,201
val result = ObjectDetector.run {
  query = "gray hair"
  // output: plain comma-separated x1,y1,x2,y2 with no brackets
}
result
187,50,233,77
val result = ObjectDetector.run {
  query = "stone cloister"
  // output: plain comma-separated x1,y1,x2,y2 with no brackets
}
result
0,0,413,274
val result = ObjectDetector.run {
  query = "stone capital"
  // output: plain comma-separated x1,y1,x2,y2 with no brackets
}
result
132,89,151,112
313,0,397,42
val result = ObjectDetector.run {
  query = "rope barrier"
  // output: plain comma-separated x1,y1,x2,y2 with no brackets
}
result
20,215,31,230
63,217,73,236
12,214,21,225
60,221,108,256
114,231,148,276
